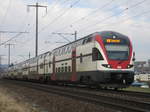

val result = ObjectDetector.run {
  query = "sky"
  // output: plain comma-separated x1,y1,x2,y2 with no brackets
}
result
0,0,150,64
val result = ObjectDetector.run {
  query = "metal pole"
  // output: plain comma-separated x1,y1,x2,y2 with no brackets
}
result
74,31,77,41
27,3,47,57
8,44,10,66
0,56,1,67
36,2,38,57
29,52,31,59
5,44,14,67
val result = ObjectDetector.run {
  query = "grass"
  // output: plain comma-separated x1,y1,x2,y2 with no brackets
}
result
123,86,150,93
0,87,39,112
0,92,26,112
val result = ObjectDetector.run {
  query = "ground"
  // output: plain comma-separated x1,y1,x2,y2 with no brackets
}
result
0,85,39,112
0,80,115,112
123,86,150,93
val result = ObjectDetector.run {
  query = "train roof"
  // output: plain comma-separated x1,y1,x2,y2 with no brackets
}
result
11,31,129,67
98,31,129,39
52,32,97,51
52,31,129,51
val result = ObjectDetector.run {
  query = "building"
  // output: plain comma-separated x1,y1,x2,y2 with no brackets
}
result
135,74,150,82
134,60,150,74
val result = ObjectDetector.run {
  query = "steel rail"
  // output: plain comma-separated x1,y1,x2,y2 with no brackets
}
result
2,80,150,112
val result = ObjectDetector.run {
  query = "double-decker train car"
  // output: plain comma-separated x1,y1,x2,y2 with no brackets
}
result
7,31,135,89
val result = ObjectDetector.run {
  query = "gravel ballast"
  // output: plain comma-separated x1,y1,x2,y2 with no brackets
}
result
0,80,116,112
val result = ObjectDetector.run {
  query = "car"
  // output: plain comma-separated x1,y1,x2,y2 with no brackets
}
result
140,84,149,88
131,82,149,88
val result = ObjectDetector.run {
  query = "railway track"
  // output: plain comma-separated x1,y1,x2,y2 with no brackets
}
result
111,89,150,99
2,80,150,112
63,84,150,101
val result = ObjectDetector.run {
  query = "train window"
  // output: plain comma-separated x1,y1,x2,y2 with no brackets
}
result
65,46,68,54
61,67,64,72
68,66,71,72
58,49,60,55
64,47,66,54
55,51,57,56
67,46,69,53
92,48,104,61
82,39,87,45
65,66,67,72
80,53,83,63
67,46,71,53
57,50,59,56
58,67,60,72
56,68,58,73
86,37,92,43
63,47,65,55
68,46,72,53
49,62,51,68
57,49,60,55
61,48,64,55
46,66,48,73
60,49,62,55
40,63,43,69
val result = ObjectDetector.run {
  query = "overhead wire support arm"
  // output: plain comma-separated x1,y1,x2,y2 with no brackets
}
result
0,31,29,46
39,0,81,34
52,33,71,43
79,0,147,32
0,31,29,33
54,0,116,32
52,31,77,43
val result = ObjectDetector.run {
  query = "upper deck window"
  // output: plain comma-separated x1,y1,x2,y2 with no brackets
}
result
82,37,92,45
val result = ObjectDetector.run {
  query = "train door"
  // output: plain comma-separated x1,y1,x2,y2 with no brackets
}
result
51,56,56,80
71,49,77,81
43,55,46,77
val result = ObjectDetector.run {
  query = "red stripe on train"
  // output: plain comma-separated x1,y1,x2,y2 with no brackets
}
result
51,56,56,80
71,49,77,81
95,34,132,69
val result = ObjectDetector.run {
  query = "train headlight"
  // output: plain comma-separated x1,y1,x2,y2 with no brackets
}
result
102,64,111,68
127,64,133,68
107,65,111,68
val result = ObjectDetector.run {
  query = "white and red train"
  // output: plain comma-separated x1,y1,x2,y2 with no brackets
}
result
7,31,135,89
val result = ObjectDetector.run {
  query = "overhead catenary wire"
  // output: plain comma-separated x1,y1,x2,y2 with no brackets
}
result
52,0,118,32
43,0,71,18
37,0,148,54
38,0,81,34
12,1,49,58
78,0,147,32
0,12,31,47
0,0,32,47
0,33,22,46
53,0,147,34
54,0,117,32
84,9,150,32
0,0,12,25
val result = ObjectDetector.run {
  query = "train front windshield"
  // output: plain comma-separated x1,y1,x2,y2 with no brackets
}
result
105,44,129,60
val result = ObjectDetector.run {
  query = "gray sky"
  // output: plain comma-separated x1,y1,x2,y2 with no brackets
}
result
0,0,150,64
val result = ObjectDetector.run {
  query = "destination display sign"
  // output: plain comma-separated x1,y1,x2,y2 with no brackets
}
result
106,39,121,43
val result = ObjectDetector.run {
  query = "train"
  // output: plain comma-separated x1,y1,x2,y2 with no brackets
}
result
5,31,135,89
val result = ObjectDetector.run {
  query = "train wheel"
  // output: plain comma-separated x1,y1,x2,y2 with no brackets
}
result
114,88,118,91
